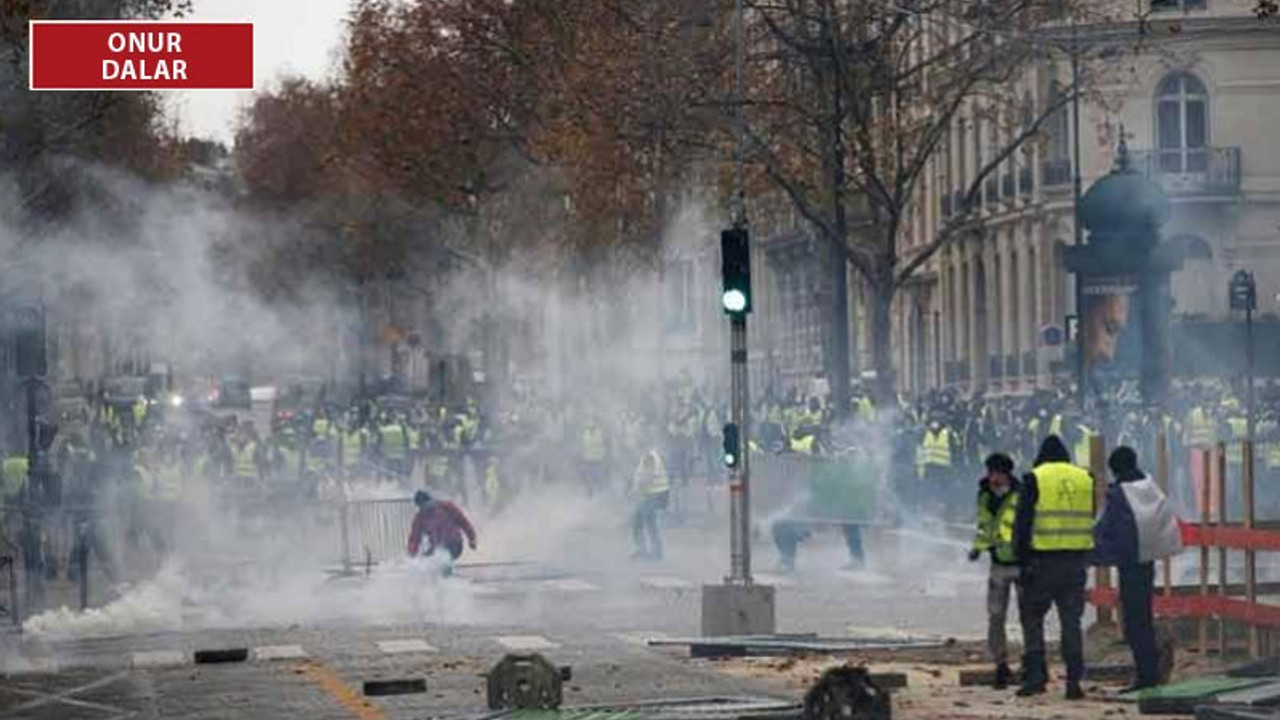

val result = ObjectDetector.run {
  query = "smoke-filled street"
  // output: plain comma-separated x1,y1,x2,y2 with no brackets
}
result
5,1,1280,719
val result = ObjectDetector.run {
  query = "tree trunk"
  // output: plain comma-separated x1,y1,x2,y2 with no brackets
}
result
826,239,851,418
868,280,896,406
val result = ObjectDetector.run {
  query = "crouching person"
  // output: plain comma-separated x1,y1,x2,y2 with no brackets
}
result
1094,446,1182,693
970,452,1021,689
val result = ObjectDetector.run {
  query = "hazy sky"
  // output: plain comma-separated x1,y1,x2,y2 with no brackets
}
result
171,0,353,144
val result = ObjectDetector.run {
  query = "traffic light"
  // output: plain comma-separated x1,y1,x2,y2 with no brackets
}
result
721,228,751,316
723,422,741,468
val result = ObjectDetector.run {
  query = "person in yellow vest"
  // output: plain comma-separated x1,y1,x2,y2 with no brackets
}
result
918,419,953,513
1,454,28,504
231,424,263,490
378,414,410,480
631,447,670,561
1185,403,1217,518
338,415,367,480
789,429,817,455
579,412,609,497
969,453,1021,690
1012,435,1095,700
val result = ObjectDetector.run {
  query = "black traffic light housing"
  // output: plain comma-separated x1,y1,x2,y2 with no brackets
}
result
723,422,741,468
721,228,752,316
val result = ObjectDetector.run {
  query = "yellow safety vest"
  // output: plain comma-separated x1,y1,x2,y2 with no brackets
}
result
637,451,669,495
341,431,364,470
974,488,1019,564
921,429,952,468
1074,427,1093,470
1186,408,1215,448
234,442,258,478
1,456,26,500
380,425,407,460
1030,462,1095,552
581,425,606,462
790,435,816,455
1227,417,1247,465
1049,414,1064,438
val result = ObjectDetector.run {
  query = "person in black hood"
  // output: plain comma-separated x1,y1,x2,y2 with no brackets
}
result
1012,435,1096,700
968,453,1021,689
1094,446,1182,692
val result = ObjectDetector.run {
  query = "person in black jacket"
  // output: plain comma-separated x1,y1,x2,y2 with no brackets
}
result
1094,446,1179,692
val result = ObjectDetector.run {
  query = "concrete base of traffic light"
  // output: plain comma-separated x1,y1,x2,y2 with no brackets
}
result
700,583,776,637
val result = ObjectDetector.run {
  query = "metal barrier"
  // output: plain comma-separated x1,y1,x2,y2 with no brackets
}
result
331,498,417,568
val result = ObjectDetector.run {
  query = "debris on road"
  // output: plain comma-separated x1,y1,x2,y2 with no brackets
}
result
363,678,428,696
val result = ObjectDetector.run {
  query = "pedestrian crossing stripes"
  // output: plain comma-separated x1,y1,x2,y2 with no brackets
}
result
493,635,561,650
640,576,694,590
613,631,669,646
543,578,602,592
254,645,308,661
376,639,437,654
4,628,677,677
131,650,186,668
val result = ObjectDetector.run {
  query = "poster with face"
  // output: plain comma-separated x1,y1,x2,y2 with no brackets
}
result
1082,275,1140,394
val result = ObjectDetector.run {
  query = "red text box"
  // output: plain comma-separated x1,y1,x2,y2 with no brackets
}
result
30,21,253,90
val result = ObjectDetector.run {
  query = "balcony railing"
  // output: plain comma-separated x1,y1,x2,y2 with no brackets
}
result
1128,146,1242,198
1042,158,1072,188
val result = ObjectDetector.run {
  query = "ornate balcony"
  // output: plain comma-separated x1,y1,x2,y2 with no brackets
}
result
1128,146,1241,198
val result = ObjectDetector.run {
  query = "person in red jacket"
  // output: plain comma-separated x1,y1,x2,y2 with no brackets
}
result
407,490,477,562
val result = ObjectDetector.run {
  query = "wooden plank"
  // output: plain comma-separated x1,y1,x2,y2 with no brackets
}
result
1202,449,1213,655
1244,441,1259,659
1219,443,1230,658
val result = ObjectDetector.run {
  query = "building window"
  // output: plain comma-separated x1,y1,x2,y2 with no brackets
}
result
1150,0,1207,12
1157,72,1208,173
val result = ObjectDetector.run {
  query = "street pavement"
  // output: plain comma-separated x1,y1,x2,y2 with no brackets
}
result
0,514,1008,719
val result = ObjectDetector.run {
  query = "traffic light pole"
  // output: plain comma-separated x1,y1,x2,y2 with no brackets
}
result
728,315,751,585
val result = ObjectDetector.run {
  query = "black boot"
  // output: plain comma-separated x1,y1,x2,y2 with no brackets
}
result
1064,681,1085,700
993,663,1012,690
1016,656,1047,697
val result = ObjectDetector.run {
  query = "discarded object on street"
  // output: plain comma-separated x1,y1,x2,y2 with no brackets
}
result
960,663,1132,687
363,678,427,696
1123,677,1268,715
487,653,570,710
1229,658,1280,679
1194,705,1280,720
1212,683,1280,709
803,666,891,720
194,648,249,664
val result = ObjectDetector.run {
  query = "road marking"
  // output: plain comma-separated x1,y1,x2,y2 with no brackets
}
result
752,573,797,588
254,645,308,661
300,662,388,720
131,650,187,669
494,635,560,650
614,631,669,646
376,639,437,655
545,578,601,592
0,670,130,717
640,576,694,589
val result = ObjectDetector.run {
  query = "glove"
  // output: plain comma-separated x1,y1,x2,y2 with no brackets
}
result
967,549,981,562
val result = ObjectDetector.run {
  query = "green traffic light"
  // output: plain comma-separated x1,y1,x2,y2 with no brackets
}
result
723,452,736,467
722,289,747,313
